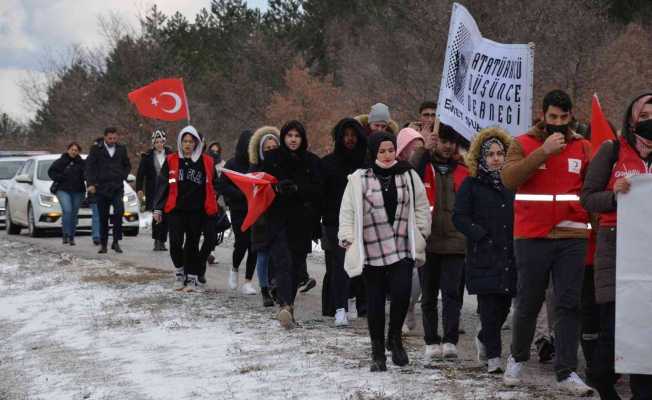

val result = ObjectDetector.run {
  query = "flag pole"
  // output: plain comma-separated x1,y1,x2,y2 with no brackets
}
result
182,78,191,124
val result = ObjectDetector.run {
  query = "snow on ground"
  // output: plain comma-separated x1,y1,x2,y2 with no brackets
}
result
0,238,581,399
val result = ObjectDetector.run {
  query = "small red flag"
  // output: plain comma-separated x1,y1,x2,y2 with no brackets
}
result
128,78,189,121
590,94,616,158
221,169,278,231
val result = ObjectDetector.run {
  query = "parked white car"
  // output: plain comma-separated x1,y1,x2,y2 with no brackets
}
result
0,156,31,229
4,154,140,237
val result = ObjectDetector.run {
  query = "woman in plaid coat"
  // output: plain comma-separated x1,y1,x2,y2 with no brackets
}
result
339,132,431,372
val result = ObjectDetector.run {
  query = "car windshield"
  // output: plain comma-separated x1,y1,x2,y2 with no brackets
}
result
0,160,25,179
37,160,55,181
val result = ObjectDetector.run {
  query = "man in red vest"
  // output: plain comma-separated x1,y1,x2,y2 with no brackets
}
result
411,123,469,361
501,90,593,396
153,125,219,293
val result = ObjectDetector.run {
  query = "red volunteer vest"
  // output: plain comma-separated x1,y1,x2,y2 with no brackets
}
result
423,162,468,210
514,134,590,238
163,153,219,216
600,137,652,227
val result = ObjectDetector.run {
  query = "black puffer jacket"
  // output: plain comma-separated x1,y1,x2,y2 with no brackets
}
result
216,130,252,225
48,153,86,193
85,141,131,197
262,124,323,254
320,118,367,228
136,147,172,210
453,128,516,296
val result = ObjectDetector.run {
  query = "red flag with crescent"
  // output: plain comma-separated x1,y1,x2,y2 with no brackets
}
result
221,169,278,231
128,78,190,121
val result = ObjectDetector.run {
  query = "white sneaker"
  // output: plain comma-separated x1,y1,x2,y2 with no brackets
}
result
228,268,238,290
183,275,199,293
334,308,349,327
442,343,458,359
424,344,442,361
503,355,525,386
475,336,487,362
347,298,358,320
488,357,503,374
241,281,257,295
556,372,594,396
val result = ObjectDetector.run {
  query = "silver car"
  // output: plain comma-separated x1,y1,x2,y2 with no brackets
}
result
4,154,140,237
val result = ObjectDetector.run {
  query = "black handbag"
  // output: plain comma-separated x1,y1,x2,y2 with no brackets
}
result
214,209,231,233
50,181,60,194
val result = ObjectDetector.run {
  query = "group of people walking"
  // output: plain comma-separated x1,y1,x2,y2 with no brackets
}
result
45,90,652,399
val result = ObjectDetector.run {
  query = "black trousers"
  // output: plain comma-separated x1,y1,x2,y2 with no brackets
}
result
322,245,350,316
269,225,306,306
152,214,168,242
419,253,465,345
580,267,600,378
168,211,204,277
232,221,256,280
594,301,652,400
477,293,512,359
96,192,124,246
511,239,586,381
363,258,413,343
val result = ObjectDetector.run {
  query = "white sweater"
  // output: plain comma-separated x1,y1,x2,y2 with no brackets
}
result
338,168,431,277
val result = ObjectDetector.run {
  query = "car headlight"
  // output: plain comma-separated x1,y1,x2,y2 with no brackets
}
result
123,193,138,206
39,193,58,207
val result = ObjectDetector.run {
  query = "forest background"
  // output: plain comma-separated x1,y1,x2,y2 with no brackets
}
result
2,0,651,161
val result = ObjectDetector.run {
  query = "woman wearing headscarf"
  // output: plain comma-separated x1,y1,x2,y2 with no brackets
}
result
248,126,281,307
581,92,652,399
339,132,431,371
453,127,516,373
261,120,323,329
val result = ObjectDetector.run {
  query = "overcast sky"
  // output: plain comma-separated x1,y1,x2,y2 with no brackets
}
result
0,0,268,122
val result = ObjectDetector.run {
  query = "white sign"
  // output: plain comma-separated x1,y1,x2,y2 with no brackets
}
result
436,3,534,141
616,174,652,374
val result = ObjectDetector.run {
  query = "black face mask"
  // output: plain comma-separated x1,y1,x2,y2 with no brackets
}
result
545,123,569,135
635,119,652,140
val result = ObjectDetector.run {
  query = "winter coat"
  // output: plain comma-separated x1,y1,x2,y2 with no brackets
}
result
411,147,467,254
321,118,367,228
216,130,253,225
354,114,400,137
85,141,131,197
248,126,281,251
338,168,431,277
47,153,86,193
261,133,323,254
453,128,516,296
136,146,172,210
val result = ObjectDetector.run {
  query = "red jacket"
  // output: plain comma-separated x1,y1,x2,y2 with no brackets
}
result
600,136,652,227
163,153,219,215
514,135,590,238
423,162,468,210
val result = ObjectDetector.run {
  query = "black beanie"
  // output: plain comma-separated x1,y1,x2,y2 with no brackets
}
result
368,131,397,159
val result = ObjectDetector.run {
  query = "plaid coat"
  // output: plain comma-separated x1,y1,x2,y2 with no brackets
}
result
338,168,431,277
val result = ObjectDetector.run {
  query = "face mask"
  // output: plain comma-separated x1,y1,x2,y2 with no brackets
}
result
545,123,569,135
635,119,652,140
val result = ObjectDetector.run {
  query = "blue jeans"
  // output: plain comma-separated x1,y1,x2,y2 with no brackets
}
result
256,251,270,288
56,191,83,238
91,203,100,241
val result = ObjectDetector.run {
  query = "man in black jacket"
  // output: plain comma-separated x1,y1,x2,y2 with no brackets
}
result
136,129,172,251
86,127,131,254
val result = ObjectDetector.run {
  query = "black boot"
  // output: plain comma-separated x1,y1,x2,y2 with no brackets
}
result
388,334,409,366
98,244,108,254
62,234,69,244
159,241,167,251
111,241,123,253
153,240,160,251
581,336,598,386
370,339,387,372
261,287,274,307
69,237,75,246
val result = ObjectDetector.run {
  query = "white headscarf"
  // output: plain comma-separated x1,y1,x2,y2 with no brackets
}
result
177,125,203,162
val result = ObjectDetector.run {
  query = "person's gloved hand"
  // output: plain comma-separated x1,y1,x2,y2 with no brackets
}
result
276,179,298,195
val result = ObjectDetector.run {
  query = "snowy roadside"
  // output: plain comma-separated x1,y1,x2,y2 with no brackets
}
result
1,237,591,399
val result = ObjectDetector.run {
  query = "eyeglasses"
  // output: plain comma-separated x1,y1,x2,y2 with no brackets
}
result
421,113,436,117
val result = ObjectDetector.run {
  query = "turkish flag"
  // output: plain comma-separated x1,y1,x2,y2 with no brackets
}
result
221,169,278,231
590,94,616,158
128,78,189,121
